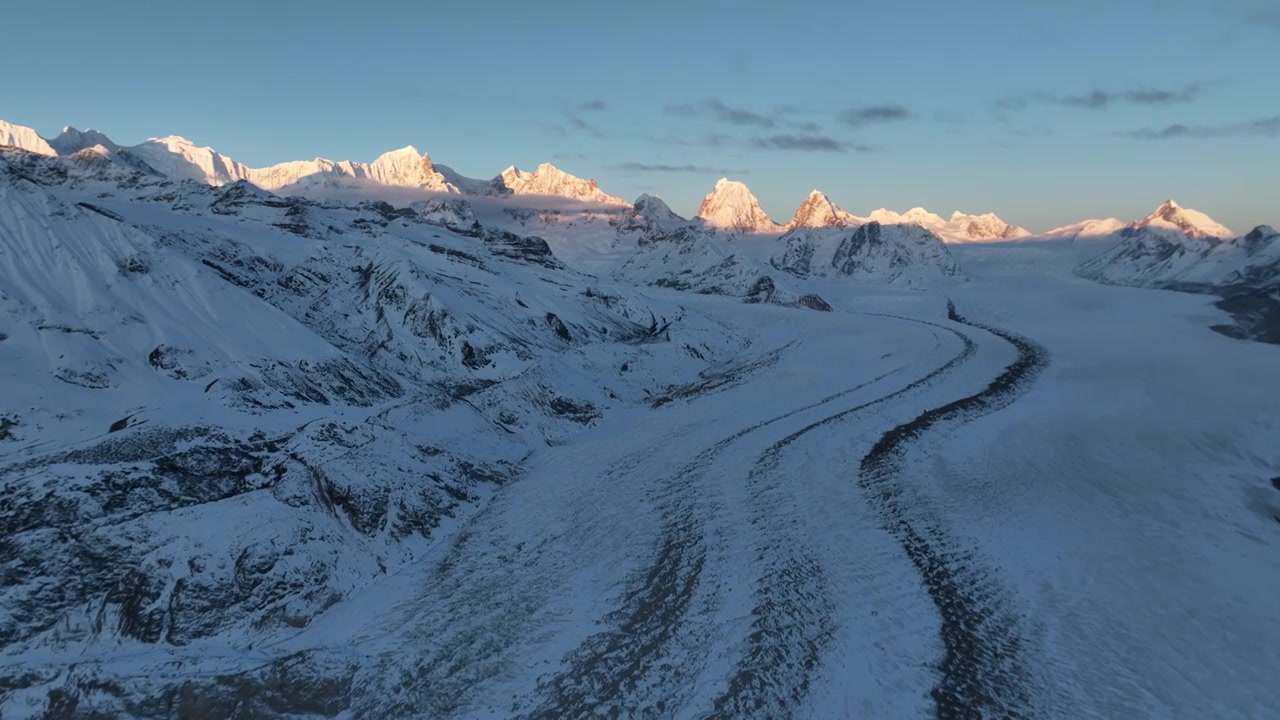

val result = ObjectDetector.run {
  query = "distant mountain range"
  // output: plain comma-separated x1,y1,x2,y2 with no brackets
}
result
0,119,1039,244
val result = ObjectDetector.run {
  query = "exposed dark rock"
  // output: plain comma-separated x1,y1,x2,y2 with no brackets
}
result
0,415,17,441
75,202,124,222
545,312,573,342
548,397,600,425
1212,291,1280,345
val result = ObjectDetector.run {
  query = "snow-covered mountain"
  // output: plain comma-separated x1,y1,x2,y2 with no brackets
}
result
1132,199,1234,240
942,211,1032,242
1076,201,1270,290
1,120,629,210
866,207,1030,243
0,146,746,703
786,190,858,229
0,119,56,156
48,126,120,155
1039,217,1128,241
695,178,780,235
774,221,962,284
492,163,627,206
619,226,831,310
634,193,690,232
251,146,459,194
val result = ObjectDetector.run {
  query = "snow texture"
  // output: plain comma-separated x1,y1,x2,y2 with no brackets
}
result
2,118,1279,720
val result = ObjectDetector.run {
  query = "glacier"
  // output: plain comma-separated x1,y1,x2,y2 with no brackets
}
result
2,121,1279,720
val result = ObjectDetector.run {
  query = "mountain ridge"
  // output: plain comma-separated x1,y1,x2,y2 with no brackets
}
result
0,118,1265,239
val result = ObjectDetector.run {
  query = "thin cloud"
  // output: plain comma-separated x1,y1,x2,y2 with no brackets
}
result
615,162,747,174
790,120,824,132
750,134,871,152
645,132,732,148
839,105,911,126
664,99,776,127
1246,7,1280,32
998,83,1208,111
557,100,609,139
1124,114,1280,140
1214,3,1280,33
564,114,606,139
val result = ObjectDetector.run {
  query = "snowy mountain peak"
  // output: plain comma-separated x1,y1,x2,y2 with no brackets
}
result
0,120,56,156
130,135,251,185
696,178,778,234
787,190,855,229
493,163,626,205
865,206,1029,242
868,207,946,227
1136,199,1233,240
50,126,119,155
947,211,1032,241
1041,218,1127,241
634,193,682,221
365,146,453,190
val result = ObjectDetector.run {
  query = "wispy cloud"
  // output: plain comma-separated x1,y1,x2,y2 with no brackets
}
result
665,99,776,128
997,83,1208,111
643,132,733,148
1246,7,1280,32
750,134,872,152
567,115,604,135
615,162,746,174
1214,2,1280,33
1123,114,1280,139
838,105,911,127
552,97,606,137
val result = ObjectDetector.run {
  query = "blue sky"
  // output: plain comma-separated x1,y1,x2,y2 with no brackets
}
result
3,0,1277,231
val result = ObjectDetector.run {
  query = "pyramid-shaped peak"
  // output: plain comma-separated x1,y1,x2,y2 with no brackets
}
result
697,178,777,233
788,189,854,228
635,193,679,216
1137,199,1232,239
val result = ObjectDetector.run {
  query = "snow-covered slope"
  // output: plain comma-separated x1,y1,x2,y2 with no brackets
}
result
129,135,254,185
786,190,858,229
0,147,744,699
773,221,962,285
0,120,56,156
695,178,780,235
1076,201,1270,291
1039,217,1127,241
619,226,831,310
